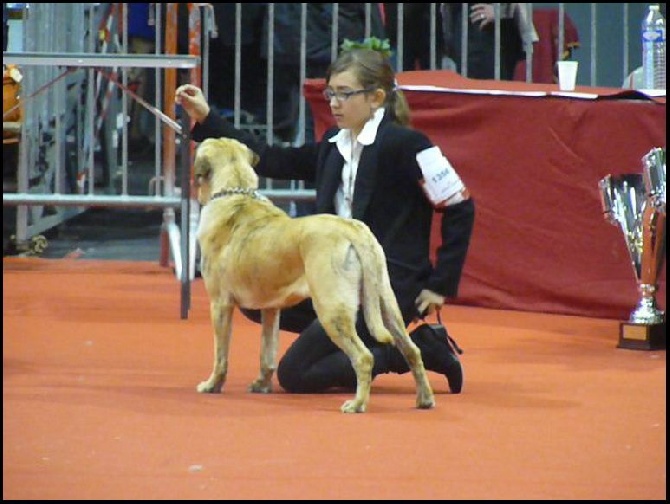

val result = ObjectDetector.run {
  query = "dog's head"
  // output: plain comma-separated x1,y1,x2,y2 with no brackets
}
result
193,137,261,205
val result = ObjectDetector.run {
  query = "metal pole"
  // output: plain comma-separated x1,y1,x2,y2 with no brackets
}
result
180,106,192,319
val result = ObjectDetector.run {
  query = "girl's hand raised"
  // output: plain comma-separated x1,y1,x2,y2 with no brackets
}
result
175,84,211,124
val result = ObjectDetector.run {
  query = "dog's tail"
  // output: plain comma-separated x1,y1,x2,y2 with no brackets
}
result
348,221,400,347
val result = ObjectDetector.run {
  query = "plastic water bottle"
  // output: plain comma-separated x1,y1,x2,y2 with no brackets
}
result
642,4,666,90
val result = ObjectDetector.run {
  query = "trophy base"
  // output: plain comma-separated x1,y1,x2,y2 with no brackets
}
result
618,322,666,351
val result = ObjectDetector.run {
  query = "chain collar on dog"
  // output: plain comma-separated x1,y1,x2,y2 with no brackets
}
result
210,188,269,203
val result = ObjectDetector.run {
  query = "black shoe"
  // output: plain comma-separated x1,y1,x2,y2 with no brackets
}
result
410,323,464,393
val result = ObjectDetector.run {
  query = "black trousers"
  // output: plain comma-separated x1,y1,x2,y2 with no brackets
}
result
240,299,412,393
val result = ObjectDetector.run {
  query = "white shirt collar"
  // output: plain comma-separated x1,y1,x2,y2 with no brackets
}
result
328,107,385,147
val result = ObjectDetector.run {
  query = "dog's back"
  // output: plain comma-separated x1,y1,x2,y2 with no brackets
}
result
199,194,394,334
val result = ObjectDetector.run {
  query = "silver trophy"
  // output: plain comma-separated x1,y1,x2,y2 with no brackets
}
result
599,158,666,350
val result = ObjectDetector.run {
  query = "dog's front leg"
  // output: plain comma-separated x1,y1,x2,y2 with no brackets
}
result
248,308,279,394
197,298,234,394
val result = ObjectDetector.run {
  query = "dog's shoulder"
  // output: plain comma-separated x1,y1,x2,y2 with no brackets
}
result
203,196,288,230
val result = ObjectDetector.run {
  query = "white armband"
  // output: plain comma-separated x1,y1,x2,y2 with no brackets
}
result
416,146,467,208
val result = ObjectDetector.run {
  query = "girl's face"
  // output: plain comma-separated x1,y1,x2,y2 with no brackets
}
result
325,69,383,136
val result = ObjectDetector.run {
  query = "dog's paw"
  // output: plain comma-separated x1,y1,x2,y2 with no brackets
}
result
416,395,436,409
196,380,222,394
341,399,366,413
248,380,272,394
416,386,436,409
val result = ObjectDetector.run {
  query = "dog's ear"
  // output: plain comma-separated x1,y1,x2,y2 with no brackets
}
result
194,151,212,186
248,148,260,167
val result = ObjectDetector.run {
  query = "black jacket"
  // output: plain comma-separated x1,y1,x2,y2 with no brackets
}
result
191,112,475,319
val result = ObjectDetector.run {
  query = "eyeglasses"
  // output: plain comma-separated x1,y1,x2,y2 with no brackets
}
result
322,88,373,103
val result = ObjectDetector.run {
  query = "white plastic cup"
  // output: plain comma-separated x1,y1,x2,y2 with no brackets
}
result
557,61,579,91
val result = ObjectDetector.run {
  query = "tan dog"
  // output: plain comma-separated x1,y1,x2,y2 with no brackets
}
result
193,137,435,413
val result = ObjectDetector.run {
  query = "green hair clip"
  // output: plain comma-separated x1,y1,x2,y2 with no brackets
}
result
340,37,393,59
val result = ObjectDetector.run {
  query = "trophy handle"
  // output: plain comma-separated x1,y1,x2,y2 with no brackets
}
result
598,175,618,226
642,147,666,215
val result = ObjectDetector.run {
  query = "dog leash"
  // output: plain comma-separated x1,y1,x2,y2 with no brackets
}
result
436,310,463,354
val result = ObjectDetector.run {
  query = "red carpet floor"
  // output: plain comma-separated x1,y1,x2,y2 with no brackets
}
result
3,258,666,500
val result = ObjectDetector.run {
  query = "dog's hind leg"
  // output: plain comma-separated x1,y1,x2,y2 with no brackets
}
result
391,327,435,409
248,308,279,393
197,299,235,394
358,236,435,409
382,299,435,409
315,307,374,413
